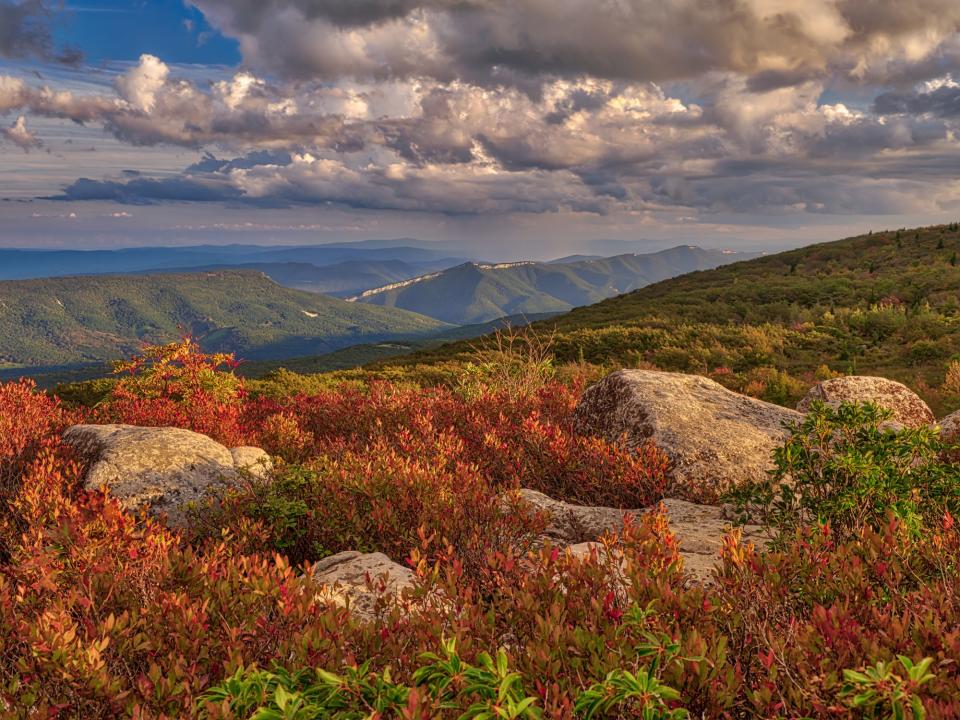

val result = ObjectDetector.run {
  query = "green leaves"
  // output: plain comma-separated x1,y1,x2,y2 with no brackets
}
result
841,656,936,719
197,662,412,719
729,400,960,543
575,669,687,720
199,641,545,720
415,640,543,720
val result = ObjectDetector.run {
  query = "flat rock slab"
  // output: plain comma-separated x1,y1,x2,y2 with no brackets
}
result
797,376,934,428
521,489,766,584
574,369,801,496
63,424,270,527
311,551,416,621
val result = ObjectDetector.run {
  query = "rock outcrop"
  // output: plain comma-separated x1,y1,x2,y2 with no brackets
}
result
938,410,960,442
518,489,631,544
520,489,766,583
63,424,271,526
311,551,416,620
574,369,801,495
230,446,273,478
934,410,960,462
797,376,934,428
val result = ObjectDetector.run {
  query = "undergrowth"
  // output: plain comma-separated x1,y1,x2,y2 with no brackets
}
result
0,341,959,718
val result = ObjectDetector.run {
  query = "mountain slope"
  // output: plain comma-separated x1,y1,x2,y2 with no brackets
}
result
383,225,960,413
136,258,462,297
350,246,754,324
0,271,449,367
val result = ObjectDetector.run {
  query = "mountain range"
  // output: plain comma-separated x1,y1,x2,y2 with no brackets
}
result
348,246,757,324
0,241,465,281
0,241,756,374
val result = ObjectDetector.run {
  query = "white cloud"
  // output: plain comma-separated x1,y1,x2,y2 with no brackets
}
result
2,115,41,150
115,54,170,113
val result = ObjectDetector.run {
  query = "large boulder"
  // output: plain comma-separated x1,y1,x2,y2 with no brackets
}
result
797,376,934,428
521,489,766,584
311,551,416,621
574,370,802,496
63,424,270,526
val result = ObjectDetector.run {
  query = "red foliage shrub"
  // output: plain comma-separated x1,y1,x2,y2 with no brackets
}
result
95,338,249,447
253,381,669,508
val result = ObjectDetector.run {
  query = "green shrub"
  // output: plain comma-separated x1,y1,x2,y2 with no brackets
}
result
729,401,960,542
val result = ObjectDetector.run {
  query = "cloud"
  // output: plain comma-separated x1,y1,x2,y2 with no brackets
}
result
4,6,960,222
115,54,170,113
874,77,960,117
2,115,41,150
53,149,613,214
189,0,960,88
0,0,80,63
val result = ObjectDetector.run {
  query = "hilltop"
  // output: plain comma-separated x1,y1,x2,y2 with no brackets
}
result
382,225,960,414
0,271,448,367
350,246,754,324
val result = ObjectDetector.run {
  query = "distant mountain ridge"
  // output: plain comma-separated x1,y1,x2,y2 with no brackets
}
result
131,258,462,297
0,241,464,281
348,246,758,324
0,271,448,368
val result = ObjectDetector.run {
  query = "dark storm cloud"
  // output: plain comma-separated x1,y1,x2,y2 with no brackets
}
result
55,175,245,204
191,0,960,86
874,85,960,118
0,0,80,63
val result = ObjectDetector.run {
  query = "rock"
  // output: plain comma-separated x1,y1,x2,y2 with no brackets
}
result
518,489,630,544
797,376,934,428
934,410,960,461
230,446,273,478
660,498,767,583
938,410,960,441
574,369,802,495
520,489,766,584
63,424,270,526
311,551,416,620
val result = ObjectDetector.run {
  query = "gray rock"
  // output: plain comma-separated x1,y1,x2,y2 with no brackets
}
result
231,446,273,479
937,410,960,442
797,376,934,428
574,369,801,496
63,424,270,527
934,410,960,462
520,488,767,584
311,551,416,620
518,489,630,543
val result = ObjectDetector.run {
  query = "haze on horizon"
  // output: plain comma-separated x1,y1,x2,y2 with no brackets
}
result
1,0,960,260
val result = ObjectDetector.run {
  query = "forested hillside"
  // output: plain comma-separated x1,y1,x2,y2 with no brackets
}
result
0,271,447,367
351,246,754,324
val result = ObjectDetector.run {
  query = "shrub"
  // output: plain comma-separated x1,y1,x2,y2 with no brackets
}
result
4,342,960,716
728,401,960,542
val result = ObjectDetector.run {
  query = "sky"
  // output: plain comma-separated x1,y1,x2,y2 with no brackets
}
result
2,1,960,258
